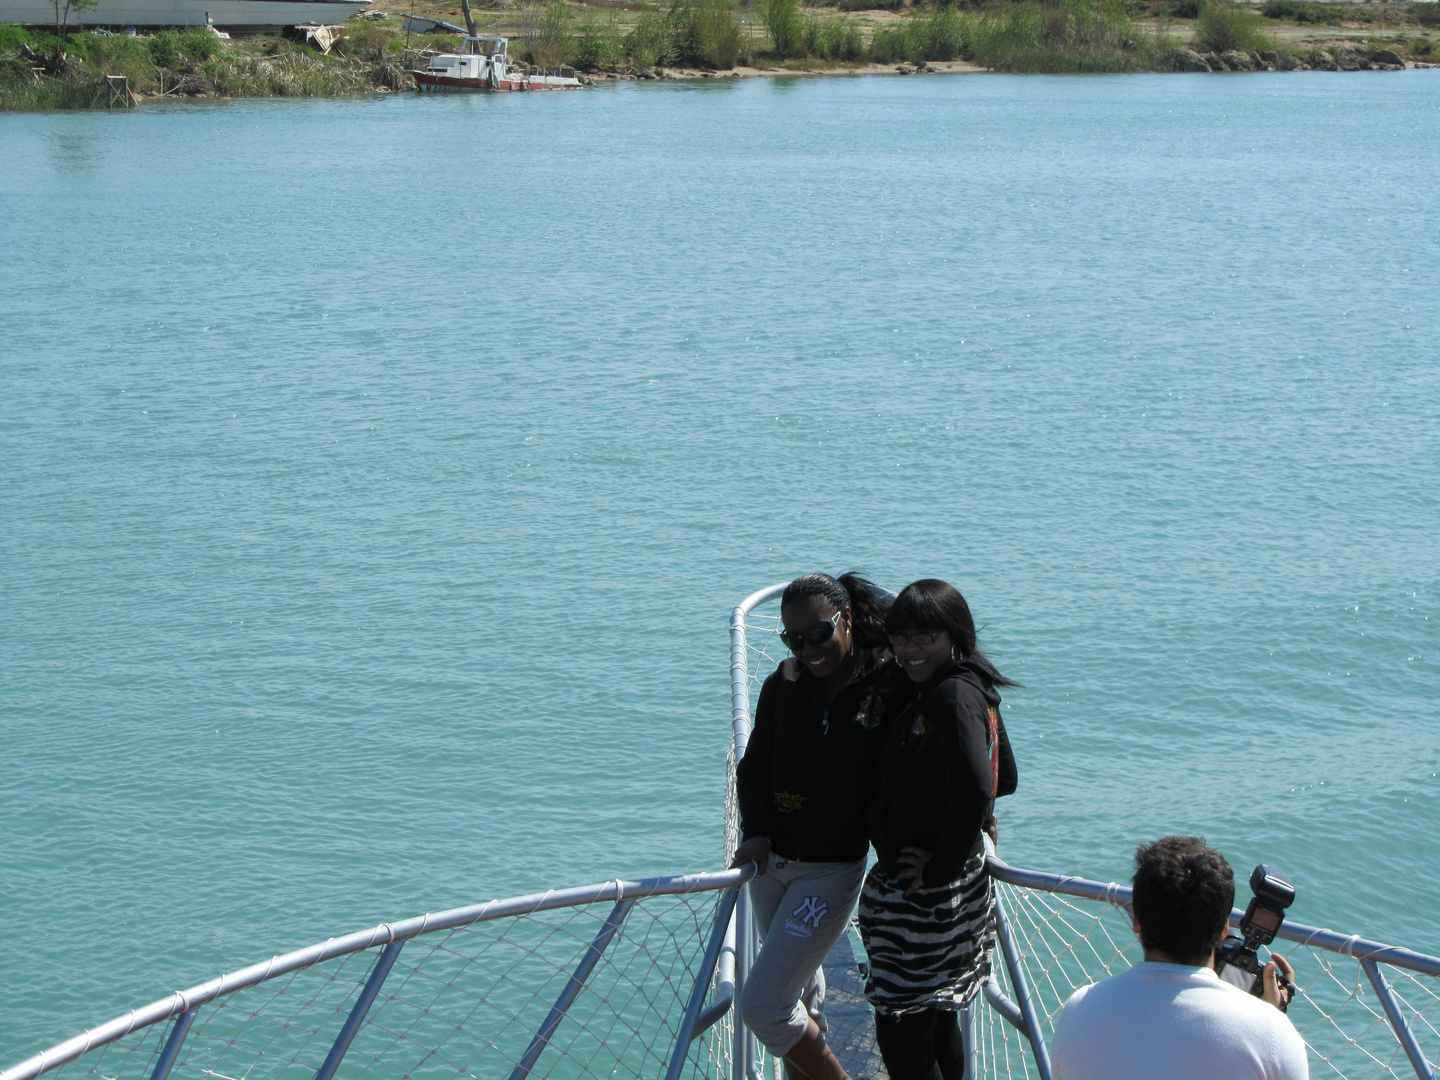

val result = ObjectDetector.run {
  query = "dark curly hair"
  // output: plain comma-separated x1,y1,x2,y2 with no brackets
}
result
884,578,1019,687
1131,836,1236,965
781,573,891,651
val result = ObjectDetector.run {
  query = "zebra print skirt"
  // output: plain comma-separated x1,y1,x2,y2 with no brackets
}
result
857,853,994,1016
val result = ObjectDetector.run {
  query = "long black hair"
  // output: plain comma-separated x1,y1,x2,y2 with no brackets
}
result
885,578,1020,687
781,572,891,651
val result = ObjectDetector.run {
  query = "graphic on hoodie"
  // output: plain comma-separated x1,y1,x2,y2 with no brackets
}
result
987,706,1000,795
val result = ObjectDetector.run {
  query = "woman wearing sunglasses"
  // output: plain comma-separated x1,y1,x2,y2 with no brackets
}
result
859,579,1018,1080
732,572,896,1080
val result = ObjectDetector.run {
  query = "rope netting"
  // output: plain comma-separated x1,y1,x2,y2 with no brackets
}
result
39,890,736,1080
732,591,1440,1080
982,881,1440,1079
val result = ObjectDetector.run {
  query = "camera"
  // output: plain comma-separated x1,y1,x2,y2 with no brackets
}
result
1214,864,1296,1000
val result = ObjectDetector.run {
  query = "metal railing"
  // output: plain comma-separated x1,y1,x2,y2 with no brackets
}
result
2,868,753,1080
728,582,1440,1080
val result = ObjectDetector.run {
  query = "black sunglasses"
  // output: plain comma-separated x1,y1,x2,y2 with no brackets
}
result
888,630,944,648
778,611,843,652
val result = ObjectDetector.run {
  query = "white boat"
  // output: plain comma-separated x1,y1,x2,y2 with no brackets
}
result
409,35,582,91
0,0,367,30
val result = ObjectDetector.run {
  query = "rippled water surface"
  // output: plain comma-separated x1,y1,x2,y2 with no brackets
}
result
2,72,1438,1061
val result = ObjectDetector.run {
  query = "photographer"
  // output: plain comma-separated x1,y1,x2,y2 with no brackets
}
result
1050,836,1307,1080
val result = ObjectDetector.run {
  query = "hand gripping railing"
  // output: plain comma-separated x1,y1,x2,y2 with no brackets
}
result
1,867,754,1080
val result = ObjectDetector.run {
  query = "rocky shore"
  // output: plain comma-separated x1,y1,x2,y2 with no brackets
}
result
1168,41,1416,69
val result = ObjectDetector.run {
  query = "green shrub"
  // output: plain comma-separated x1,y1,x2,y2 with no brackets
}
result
960,0,1168,71
0,24,31,52
869,6,966,62
1414,3,1440,26
763,0,805,54
1170,0,1202,18
800,15,864,57
1195,1,1275,50
517,0,569,65
1260,0,1344,22
624,9,667,66
145,27,219,68
618,0,744,68
766,0,864,62
332,23,398,59
568,11,625,68
667,0,745,66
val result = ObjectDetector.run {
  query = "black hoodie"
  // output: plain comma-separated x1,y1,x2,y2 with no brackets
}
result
735,647,897,863
866,658,1017,887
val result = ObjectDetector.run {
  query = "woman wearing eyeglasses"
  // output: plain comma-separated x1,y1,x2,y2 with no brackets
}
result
859,578,1018,1080
732,572,897,1080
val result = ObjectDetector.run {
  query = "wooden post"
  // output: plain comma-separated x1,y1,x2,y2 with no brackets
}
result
104,74,135,107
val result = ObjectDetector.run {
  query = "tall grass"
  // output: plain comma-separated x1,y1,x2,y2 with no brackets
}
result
569,11,627,69
1194,1,1276,51
965,0,1170,71
1,25,402,109
518,0,570,64
763,0,864,59
667,0,747,67
869,6,966,62
618,0,746,68
762,0,804,55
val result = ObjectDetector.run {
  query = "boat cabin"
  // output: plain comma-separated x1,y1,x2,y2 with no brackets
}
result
425,36,508,79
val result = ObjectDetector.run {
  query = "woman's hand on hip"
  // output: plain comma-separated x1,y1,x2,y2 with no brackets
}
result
896,846,932,897
731,836,771,876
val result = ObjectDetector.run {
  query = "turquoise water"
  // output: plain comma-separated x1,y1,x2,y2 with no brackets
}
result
2,72,1437,1062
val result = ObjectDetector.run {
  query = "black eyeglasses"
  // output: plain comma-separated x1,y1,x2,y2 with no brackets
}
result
888,630,944,648
779,611,842,652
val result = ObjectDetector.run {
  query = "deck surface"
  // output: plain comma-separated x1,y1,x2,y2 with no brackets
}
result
822,930,887,1080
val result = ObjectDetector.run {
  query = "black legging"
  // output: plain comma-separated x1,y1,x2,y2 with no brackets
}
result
874,1008,966,1080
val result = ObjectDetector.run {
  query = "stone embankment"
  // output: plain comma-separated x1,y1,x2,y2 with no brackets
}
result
1170,43,1415,70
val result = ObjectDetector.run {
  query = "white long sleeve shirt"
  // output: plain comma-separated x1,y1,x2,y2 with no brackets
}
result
1050,961,1309,1080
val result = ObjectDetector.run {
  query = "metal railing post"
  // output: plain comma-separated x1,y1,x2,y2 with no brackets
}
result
665,886,743,1080
993,892,1053,1080
149,1008,197,1080
506,899,636,1080
313,939,406,1080
736,882,761,1080
1361,958,1435,1080
982,978,1026,1033
729,588,785,1080
694,900,739,1037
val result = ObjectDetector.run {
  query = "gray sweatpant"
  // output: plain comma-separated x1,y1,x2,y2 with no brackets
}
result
739,854,868,1056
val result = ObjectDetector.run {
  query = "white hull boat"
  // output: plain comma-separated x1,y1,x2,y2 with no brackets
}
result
0,0,367,29
409,35,582,91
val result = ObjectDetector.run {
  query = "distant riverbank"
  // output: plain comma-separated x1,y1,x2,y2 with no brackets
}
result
3,0,1436,110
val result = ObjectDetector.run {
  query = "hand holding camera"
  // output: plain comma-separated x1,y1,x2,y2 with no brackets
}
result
1214,864,1298,1012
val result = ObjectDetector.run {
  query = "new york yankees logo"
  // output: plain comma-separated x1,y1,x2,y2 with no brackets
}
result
791,895,829,929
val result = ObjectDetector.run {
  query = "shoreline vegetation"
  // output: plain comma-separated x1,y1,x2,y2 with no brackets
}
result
2,0,1436,109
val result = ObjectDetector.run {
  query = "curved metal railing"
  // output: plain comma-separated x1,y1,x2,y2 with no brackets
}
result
2,867,754,1080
